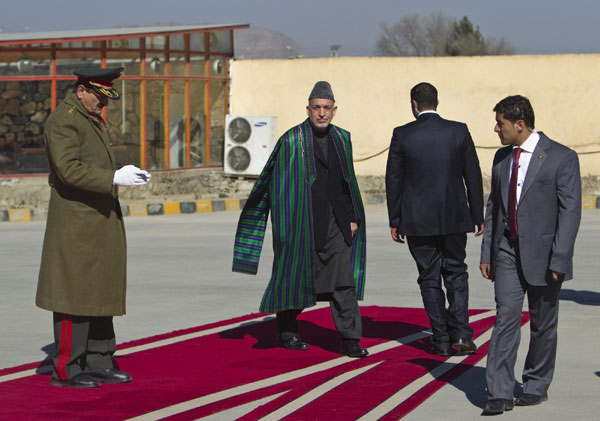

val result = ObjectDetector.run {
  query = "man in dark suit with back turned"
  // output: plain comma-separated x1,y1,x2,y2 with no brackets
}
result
480,95,581,415
386,82,484,356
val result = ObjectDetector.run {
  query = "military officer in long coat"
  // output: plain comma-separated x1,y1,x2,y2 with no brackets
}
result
36,68,151,388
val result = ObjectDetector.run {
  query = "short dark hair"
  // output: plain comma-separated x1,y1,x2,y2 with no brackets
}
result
73,81,84,93
410,82,438,109
493,95,535,129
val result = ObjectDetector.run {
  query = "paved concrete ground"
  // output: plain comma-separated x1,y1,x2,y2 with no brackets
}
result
1,205,599,419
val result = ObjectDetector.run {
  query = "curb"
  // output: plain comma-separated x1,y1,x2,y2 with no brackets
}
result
121,199,247,218
0,208,34,223
1,195,599,223
581,195,600,210
0,199,248,223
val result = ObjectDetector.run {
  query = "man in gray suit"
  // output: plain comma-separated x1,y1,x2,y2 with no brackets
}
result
480,95,581,415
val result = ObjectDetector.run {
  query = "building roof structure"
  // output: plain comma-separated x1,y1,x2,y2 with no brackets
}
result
0,24,248,45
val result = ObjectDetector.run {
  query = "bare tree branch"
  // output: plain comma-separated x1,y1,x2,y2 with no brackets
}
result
375,12,516,57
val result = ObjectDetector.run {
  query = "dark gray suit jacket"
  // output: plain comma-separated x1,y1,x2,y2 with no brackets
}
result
480,132,581,285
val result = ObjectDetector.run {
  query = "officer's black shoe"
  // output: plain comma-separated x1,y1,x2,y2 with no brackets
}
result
88,368,132,383
341,339,369,358
50,373,101,388
279,335,309,351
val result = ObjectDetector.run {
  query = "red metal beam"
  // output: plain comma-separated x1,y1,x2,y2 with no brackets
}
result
185,33,191,168
140,37,147,170
0,75,228,82
164,36,170,168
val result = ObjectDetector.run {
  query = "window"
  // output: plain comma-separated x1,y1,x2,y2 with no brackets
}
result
0,26,238,175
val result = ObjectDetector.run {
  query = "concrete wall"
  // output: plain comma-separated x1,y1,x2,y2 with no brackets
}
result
230,55,600,181
3,54,600,212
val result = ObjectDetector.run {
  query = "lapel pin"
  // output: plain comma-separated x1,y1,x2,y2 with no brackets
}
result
538,154,543,159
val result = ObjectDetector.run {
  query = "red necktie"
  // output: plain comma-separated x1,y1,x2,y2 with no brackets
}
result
508,147,522,241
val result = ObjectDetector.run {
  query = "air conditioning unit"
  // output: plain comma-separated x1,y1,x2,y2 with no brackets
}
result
224,115,277,176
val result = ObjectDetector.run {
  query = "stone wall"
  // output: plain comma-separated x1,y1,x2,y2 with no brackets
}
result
2,169,599,213
0,81,51,144
118,168,255,203
0,168,257,210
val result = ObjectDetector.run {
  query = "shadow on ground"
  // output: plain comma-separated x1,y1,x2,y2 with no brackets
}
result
219,315,428,355
559,289,600,306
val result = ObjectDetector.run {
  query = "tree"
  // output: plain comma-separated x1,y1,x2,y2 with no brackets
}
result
445,16,488,56
486,36,517,55
425,12,455,56
375,13,515,57
375,12,453,56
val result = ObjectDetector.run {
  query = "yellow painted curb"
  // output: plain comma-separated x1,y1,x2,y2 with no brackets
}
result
225,199,241,211
129,203,148,217
8,208,31,222
196,200,212,213
582,196,596,209
164,202,181,215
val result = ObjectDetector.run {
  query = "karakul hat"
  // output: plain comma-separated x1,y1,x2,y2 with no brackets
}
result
308,81,335,101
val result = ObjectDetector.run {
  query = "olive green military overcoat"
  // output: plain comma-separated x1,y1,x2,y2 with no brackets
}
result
36,91,127,316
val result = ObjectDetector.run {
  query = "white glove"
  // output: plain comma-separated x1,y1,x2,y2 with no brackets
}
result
113,165,151,186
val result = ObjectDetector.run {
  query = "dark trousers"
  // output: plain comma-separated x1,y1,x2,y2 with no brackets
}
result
486,234,562,399
52,312,116,380
406,233,473,348
277,209,362,342
277,287,362,341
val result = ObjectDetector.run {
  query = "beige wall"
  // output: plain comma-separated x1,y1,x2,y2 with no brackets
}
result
230,55,600,177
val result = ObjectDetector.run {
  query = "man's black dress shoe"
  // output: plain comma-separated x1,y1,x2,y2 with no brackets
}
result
279,335,309,351
341,340,369,358
50,373,101,388
453,338,477,352
515,394,547,406
88,368,132,384
482,398,514,415
430,344,453,357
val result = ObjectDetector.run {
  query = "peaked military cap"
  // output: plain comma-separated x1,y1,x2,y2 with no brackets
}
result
74,67,124,100
308,81,335,102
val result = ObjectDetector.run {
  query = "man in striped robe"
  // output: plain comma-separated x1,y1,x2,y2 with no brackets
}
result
233,81,368,357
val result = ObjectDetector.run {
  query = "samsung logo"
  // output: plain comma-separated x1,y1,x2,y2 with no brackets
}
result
254,122,268,127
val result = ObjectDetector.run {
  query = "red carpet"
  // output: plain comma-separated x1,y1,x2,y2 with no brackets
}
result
0,306,529,420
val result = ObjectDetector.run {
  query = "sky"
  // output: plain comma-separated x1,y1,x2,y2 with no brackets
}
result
3,0,599,57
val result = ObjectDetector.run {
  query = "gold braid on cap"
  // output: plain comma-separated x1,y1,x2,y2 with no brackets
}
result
88,81,119,99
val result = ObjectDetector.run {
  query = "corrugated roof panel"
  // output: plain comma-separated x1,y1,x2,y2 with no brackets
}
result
0,24,249,44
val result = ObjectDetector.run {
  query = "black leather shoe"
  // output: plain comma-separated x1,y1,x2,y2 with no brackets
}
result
482,398,514,415
279,335,309,351
453,338,477,352
50,373,101,388
341,340,369,358
430,344,453,356
515,394,547,406
88,368,132,384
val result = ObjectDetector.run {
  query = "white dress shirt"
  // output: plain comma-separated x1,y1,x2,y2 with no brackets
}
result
510,131,540,206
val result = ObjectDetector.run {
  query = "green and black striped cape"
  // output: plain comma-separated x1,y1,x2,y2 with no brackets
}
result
232,119,367,313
